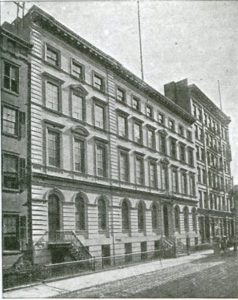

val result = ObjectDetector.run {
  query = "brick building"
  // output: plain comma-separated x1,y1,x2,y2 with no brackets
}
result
164,79,234,245
5,6,202,266
1,26,32,267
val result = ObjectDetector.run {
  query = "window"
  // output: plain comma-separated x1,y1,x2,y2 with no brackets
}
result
71,92,84,121
45,44,60,67
194,125,198,139
45,81,60,111
117,114,127,138
189,174,195,196
2,106,17,135
3,154,18,189
201,148,205,162
96,142,107,177
146,104,153,118
116,87,126,103
75,195,86,231
181,172,187,194
149,161,157,188
93,73,104,91
71,60,84,80
184,207,189,232
138,201,145,231
135,156,144,185
178,125,184,136
157,112,164,125
122,200,130,231
159,133,167,154
48,129,60,167
204,192,208,209
174,206,180,232
187,148,194,166
119,149,129,182
3,215,19,250
134,121,143,144
168,119,175,131
94,103,105,129
198,108,202,122
161,164,168,190
132,96,140,111
193,104,197,117
199,191,203,208
171,168,178,193
147,128,155,149
179,143,186,163
98,197,107,231
187,130,192,141
74,138,85,172
151,202,158,230
202,169,206,184
170,138,177,159
3,61,19,93
196,145,200,160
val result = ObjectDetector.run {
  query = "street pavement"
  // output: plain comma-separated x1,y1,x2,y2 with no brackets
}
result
4,249,237,298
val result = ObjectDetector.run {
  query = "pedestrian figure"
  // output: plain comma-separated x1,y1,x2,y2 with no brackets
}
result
221,236,227,254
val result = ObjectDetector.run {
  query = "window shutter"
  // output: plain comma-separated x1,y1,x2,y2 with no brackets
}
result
19,158,26,191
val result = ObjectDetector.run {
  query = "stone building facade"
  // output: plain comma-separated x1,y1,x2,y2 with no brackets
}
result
164,79,234,244
1,26,32,267
8,6,200,265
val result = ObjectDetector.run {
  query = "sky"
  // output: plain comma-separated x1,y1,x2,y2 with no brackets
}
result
1,0,238,183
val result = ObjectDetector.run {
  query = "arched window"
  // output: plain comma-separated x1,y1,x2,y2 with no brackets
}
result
75,195,86,231
192,207,197,232
122,200,130,231
184,206,189,232
138,201,145,231
151,202,158,230
98,197,107,230
174,205,180,232
48,194,61,240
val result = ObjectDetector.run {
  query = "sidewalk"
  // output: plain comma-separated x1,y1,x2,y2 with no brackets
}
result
3,249,213,298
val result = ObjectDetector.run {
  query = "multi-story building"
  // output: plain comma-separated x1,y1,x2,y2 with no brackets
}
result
8,6,199,266
164,79,234,245
233,185,238,242
1,25,32,268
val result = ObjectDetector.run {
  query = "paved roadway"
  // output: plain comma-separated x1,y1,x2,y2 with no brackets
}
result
61,252,238,298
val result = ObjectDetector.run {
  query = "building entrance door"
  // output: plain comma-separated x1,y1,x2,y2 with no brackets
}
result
48,194,61,241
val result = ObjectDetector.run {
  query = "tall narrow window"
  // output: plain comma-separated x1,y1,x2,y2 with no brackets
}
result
75,195,86,231
189,174,195,196
161,164,168,190
146,105,153,118
3,154,19,189
93,73,104,91
117,114,127,138
135,156,144,185
98,198,107,231
184,207,189,232
48,129,60,167
72,93,83,120
170,138,177,159
46,44,60,67
171,168,178,193
96,143,107,177
147,128,155,149
132,96,140,111
134,122,142,144
151,202,158,230
149,161,157,188
192,208,197,232
46,81,59,111
2,107,17,135
159,133,167,154
157,112,164,125
179,143,186,163
138,201,145,231
188,148,194,166
3,61,19,93
71,60,84,80
122,200,130,231
119,150,129,182
116,87,126,103
3,215,19,250
74,138,84,172
181,172,187,194
94,103,105,129
174,206,180,232
168,119,175,131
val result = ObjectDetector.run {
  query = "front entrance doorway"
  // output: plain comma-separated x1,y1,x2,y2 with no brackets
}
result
163,205,169,237
48,194,61,241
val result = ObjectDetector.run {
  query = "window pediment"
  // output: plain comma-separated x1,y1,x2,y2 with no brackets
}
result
71,125,89,136
159,129,168,136
160,158,170,165
70,84,88,96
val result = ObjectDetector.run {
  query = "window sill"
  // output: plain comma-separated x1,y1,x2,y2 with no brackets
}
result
2,187,21,193
2,132,19,139
93,125,107,133
70,74,85,83
92,86,106,95
1,87,19,97
3,250,21,255
44,60,62,71
44,107,63,116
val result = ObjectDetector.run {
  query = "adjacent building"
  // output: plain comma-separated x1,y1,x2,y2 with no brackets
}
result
164,79,234,245
1,26,32,268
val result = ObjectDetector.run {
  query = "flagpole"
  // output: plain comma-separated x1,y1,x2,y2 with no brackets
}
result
137,0,144,81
